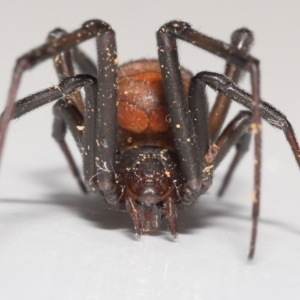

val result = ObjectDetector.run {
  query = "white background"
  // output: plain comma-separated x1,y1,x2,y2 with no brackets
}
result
0,1,300,299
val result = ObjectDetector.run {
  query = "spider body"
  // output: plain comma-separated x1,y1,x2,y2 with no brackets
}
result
1,20,300,259
116,60,192,234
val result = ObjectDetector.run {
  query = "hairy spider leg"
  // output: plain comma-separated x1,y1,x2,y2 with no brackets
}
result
47,28,87,193
198,71,300,259
200,72,300,167
49,28,103,193
48,27,110,194
189,29,253,195
48,28,85,113
0,74,103,190
156,20,261,259
212,111,252,195
52,100,86,192
215,114,252,197
187,76,211,191
209,28,253,142
0,20,120,203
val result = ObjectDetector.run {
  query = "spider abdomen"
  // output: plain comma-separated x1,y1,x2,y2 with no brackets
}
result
117,59,192,152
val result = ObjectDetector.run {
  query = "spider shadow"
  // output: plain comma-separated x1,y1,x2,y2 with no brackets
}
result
0,191,243,237
4,191,300,241
28,167,250,236
2,167,300,240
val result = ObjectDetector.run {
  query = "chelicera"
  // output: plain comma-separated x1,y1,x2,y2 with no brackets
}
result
1,20,300,260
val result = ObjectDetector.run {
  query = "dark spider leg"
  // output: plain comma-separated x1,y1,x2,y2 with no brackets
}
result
157,21,261,219
188,75,212,192
48,22,120,202
52,100,87,193
198,71,300,259
0,74,98,191
50,26,119,197
52,101,83,149
92,24,119,204
209,28,253,142
190,75,253,196
48,28,97,82
0,20,119,187
218,131,251,197
48,29,85,113
47,29,87,192
1,75,92,120
200,71,300,167
211,111,252,195
188,30,253,192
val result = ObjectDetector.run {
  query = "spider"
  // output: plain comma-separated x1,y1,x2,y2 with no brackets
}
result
1,19,299,260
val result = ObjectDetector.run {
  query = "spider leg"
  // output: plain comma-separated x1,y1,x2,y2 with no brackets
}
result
46,29,86,193
212,111,252,196
218,132,251,197
189,76,252,196
52,100,87,193
1,19,119,203
47,28,101,193
209,28,253,142
157,21,261,259
49,28,97,80
48,28,85,113
199,71,300,167
48,28,98,78
0,20,118,184
48,28,112,194
2,75,92,120
188,74,210,191
157,21,261,198
0,74,100,192
197,71,300,259
48,22,120,202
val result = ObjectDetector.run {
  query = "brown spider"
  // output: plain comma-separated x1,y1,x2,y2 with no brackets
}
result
1,19,299,260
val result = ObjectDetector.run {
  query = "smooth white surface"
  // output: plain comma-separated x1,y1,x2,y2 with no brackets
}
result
0,1,300,299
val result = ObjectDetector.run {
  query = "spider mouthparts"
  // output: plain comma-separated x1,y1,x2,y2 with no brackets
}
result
139,204,162,233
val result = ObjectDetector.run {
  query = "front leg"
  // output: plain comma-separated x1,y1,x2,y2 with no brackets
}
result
156,21,262,259
0,20,118,179
156,21,261,206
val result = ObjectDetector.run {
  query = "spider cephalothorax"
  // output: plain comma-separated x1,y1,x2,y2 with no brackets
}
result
1,19,299,259
116,147,183,235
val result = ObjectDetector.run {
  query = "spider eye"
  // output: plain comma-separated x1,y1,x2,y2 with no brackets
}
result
144,179,155,186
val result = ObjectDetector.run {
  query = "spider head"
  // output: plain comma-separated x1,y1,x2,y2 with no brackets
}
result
128,156,171,205
118,148,181,234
